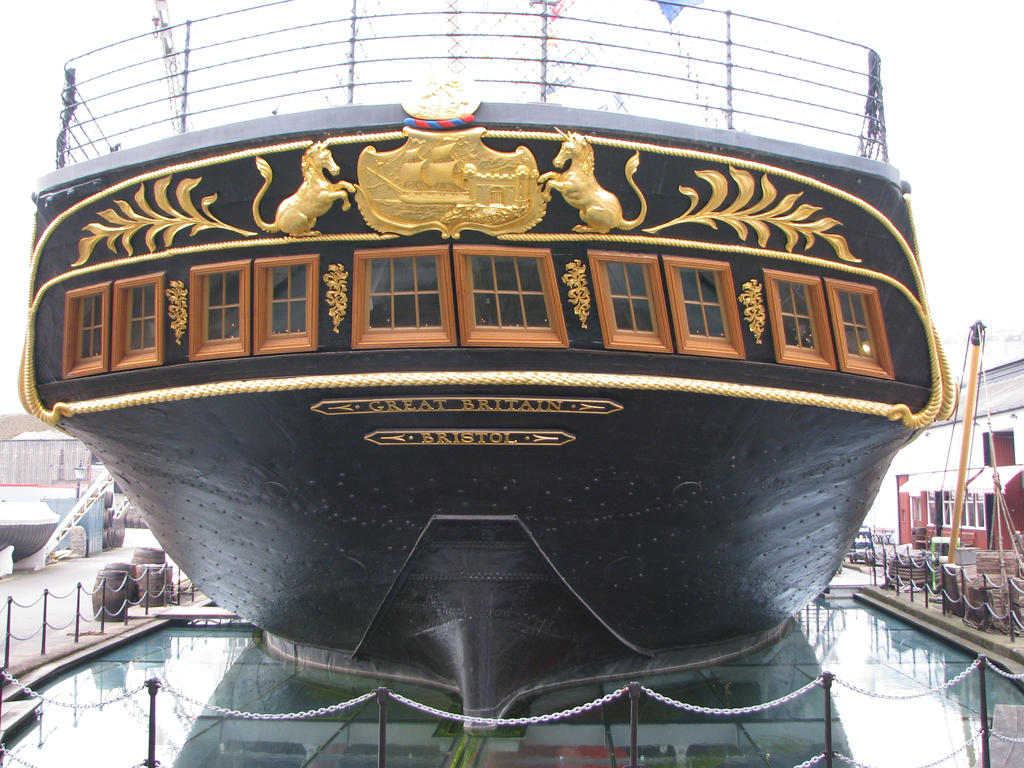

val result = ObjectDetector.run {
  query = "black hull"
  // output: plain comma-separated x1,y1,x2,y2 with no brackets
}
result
55,377,913,713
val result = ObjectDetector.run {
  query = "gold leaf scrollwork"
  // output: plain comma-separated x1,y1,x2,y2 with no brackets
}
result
643,167,859,263
75,176,256,266
323,263,349,333
165,280,188,346
738,279,765,344
561,259,591,329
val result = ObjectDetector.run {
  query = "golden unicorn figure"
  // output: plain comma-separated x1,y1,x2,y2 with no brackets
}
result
538,130,647,233
252,142,356,236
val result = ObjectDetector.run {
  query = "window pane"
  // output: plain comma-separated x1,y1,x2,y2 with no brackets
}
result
522,294,549,327
494,257,518,291
697,271,719,304
371,259,391,293
685,304,707,335
393,294,416,327
632,299,653,332
131,287,143,317
607,263,628,295
208,273,223,305
143,318,155,349
475,293,498,326
392,257,415,292
289,301,306,333
272,302,288,334
704,305,724,337
416,257,438,290
290,265,307,298
272,267,289,301
90,327,102,357
613,297,633,329
472,255,494,290
625,263,647,295
419,293,441,326
791,284,809,317
224,307,239,339
130,320,142,350
498,293,524,327
518,259,542,292
679,268,699,300
783,316,800,347
208,308,222,340
369,294,391,327
796,316,814,348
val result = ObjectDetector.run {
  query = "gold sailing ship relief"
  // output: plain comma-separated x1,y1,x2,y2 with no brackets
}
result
355,127,546,238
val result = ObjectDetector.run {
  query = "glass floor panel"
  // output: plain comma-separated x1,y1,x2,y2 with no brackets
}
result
5,598,1023,768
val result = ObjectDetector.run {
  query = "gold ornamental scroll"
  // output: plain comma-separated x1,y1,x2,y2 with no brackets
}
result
355,127,546,238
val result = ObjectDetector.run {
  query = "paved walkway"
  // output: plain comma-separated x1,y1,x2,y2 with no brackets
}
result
0,529,203,678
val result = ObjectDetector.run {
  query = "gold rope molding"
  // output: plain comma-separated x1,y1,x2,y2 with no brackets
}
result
39,369,915,426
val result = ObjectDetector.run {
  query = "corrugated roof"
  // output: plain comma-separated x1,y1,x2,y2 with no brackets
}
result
0,414,61,440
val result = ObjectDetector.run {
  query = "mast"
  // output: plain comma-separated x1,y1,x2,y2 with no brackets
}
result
948,321,985,565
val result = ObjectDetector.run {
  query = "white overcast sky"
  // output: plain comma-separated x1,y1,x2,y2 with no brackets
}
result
1,1,1021,415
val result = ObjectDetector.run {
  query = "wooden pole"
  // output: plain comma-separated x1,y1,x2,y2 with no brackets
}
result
949,322,985,565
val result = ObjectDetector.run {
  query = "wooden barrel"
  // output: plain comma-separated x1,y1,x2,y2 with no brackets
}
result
91,563,131,620
131,548,168,606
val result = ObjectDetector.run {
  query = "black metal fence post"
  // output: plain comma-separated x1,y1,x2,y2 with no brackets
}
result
145,569,151,616
40,589,48,656
145,678,160,768
377,687,388,768
628,682,640,768
909,563,915,603
124,573,130,625
822,672,834,768
74,583,82,644
100,578,107,633
978,657,991,768
1010,585,1017,643
4,596,11,668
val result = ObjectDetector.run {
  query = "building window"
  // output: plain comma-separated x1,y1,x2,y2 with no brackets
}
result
189,260,251,361
588,251,672,353
453,246,567,348
763,270,836,370
824,279,893,379
983,430,1016,467
351,246,455,349
964,492,986,529
910,494,923,525
112,274,164,371
254,255,319,355
663,256,744,359
63,283,110,378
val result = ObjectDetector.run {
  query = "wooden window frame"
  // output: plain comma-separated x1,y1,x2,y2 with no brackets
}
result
663,255,745,359
111,273,165,372
588,250,672,353
453,245,568,348
351,246,456,349
63,283,110,378
189,259,251,361
763,269,836,370
254,254,319,355
824,278,894,379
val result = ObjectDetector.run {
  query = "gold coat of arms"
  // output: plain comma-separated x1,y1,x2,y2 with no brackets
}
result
355,127,546,238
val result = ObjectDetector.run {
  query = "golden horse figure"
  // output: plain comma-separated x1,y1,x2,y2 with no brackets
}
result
538,130,647,233
252,142,357,236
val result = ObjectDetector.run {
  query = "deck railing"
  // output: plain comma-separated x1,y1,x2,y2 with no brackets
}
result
54,0,887,169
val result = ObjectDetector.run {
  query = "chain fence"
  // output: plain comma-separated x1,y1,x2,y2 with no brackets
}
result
0,654,1017,768
859,546,1024,641
0,566,198,669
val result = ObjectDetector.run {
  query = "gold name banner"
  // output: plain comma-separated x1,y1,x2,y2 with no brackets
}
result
364,430,575,446
312,397,622,415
